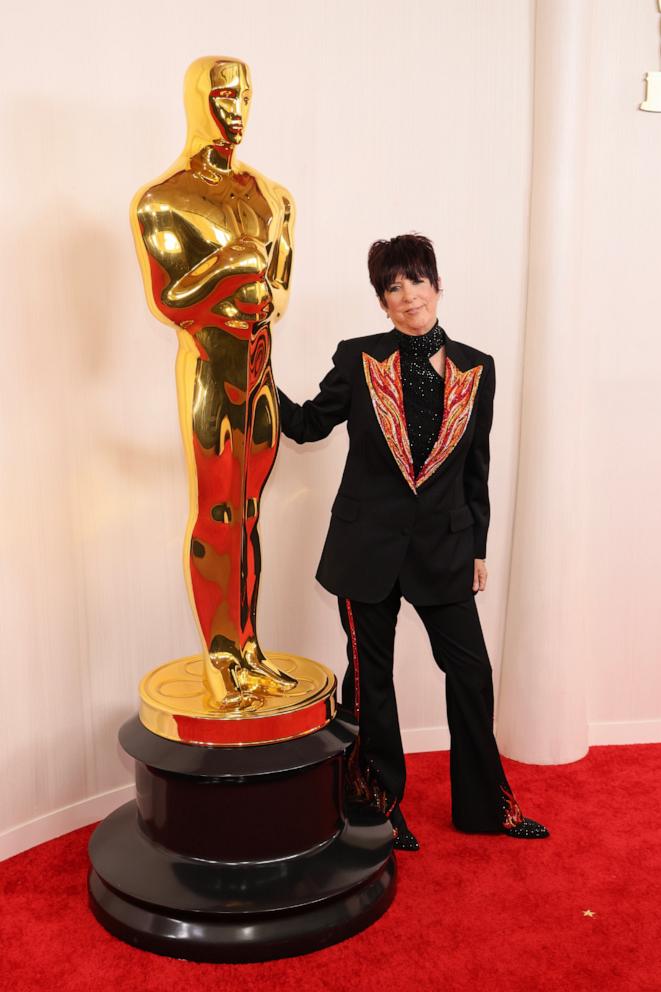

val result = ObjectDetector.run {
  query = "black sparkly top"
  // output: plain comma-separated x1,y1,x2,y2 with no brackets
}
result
394,322,446,478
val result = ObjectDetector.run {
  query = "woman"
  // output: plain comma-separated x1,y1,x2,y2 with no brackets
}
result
278,234,548,850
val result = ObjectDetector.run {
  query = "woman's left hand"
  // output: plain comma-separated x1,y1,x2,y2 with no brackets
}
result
473,558,488,593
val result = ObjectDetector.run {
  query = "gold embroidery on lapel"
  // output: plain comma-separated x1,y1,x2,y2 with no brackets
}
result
362,351,416,493
416,358,483,488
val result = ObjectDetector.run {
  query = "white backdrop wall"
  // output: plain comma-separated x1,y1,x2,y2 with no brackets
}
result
1,0,660,859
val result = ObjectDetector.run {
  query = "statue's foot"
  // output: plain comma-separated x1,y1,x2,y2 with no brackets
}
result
209,689,262,713
238,662,298,694
206,640,264,711
240,644,298,694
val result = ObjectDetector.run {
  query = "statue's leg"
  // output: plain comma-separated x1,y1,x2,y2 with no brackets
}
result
239,337,296,692
187,331,260,708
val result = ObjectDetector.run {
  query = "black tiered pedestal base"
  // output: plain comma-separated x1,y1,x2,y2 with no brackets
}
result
88,713,395,962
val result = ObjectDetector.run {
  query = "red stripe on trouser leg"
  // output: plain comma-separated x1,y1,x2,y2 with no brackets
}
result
345,599,360,721
344,599,397,818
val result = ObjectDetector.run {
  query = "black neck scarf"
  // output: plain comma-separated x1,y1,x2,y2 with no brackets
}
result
393,321,447,478
394,321,446,359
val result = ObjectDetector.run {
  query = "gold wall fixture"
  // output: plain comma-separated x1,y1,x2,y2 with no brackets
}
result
641,0,661,111
130,57,335,740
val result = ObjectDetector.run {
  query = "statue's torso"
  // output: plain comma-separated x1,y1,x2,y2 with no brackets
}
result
137,161,284,332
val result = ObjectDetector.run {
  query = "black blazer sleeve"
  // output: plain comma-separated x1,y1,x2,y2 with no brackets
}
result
464,355,495,559
277,341,351,444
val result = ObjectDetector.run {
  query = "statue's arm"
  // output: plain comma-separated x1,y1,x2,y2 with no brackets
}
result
267,186,296,322
136,196,263,310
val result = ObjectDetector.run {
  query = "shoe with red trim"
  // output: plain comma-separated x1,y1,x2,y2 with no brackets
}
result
501,817,549,839
390,804,420,852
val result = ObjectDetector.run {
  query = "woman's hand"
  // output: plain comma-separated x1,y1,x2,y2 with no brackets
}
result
473,558,488,593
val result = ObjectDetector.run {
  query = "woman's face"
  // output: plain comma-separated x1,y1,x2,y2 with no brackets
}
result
380,273,441,336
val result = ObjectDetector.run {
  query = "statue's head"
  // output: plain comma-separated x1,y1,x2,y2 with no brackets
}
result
183,56,252,154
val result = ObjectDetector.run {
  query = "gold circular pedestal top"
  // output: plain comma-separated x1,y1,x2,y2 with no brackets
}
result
139,653,337,747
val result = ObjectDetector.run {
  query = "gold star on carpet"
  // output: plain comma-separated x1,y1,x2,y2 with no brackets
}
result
582,909,597,917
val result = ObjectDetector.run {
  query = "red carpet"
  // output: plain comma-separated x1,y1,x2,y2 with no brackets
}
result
1,745,659,992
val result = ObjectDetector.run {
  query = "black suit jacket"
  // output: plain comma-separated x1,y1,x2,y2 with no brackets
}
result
278,330,495,605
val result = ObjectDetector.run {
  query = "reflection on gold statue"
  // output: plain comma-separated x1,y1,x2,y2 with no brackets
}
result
131,57,298,711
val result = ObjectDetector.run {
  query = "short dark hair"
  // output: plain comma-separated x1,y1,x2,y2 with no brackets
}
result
367,233,440,302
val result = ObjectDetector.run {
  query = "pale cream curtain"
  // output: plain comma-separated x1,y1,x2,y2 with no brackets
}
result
497,0,594,764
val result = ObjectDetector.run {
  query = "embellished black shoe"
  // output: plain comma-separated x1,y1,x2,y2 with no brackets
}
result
499,784,549,838
390,804,420,852
501,817,549,839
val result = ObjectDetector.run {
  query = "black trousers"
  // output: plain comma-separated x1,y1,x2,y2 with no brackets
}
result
338,580,521,832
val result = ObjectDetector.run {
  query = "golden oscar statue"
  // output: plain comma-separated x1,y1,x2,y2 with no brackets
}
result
130,56,334,740
87,58,394,962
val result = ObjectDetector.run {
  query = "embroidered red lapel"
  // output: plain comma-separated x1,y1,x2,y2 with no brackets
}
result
416,358,483,487
362,350,416,492
362,351,483,492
